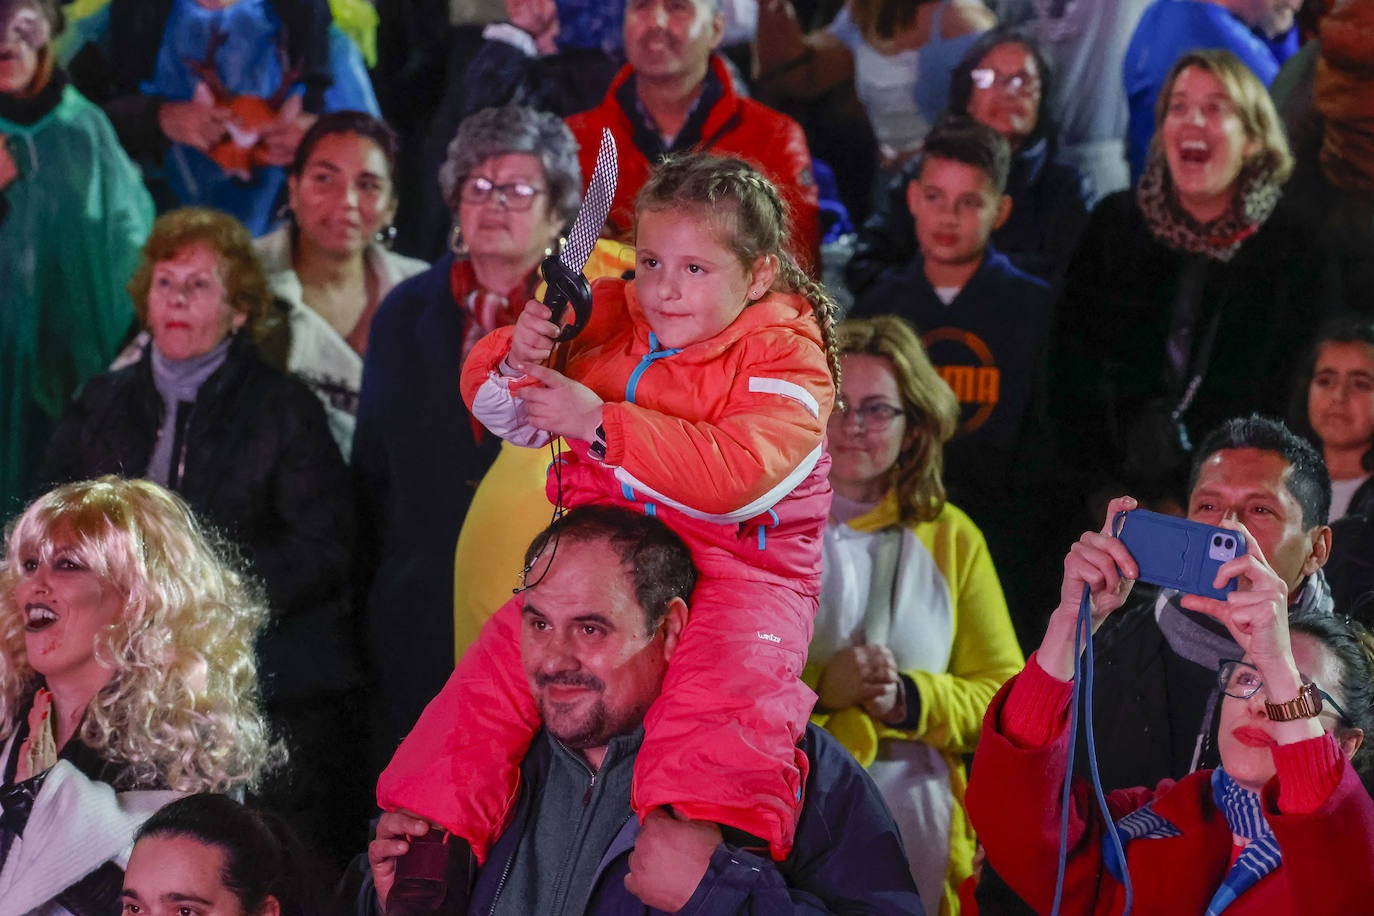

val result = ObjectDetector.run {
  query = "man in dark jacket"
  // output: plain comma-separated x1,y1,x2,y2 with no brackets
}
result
1079,415,1334,789
365,506,922,915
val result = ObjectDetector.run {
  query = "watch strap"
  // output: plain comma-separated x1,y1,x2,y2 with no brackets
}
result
1264,682,1323,721
589,424,608,461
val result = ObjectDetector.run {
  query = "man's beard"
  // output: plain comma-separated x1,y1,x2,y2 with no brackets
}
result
535,671,652,750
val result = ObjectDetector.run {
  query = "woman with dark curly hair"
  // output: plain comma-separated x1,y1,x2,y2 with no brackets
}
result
0,477,275,914
967,495,1374,915
37,207,364,869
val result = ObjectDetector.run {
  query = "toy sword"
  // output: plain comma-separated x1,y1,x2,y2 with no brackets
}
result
544,128,618,342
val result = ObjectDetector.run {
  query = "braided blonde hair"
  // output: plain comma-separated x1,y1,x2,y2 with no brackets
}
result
635,153,843,388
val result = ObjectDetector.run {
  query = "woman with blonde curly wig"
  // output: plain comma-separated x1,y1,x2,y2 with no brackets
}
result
805,314,1023,914
0,476,274,915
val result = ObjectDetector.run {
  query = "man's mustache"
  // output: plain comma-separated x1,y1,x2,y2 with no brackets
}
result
638,28,678,49
535,671,604,692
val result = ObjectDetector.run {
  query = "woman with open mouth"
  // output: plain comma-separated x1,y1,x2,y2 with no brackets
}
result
1035,48,1336,534
0,476,275,915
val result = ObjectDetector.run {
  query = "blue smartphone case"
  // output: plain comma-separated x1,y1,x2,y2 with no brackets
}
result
1112,509,1247,600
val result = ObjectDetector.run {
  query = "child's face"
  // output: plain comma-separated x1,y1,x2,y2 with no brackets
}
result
0,3,48,95
906,156,1009,271
633,206,774,349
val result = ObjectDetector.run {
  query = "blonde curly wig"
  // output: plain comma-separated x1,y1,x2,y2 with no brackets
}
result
0,477,277,792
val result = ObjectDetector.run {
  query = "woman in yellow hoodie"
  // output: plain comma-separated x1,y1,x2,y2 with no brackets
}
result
807,315,1023,915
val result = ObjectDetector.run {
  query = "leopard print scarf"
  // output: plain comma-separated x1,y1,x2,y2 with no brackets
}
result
1137,151,1284,263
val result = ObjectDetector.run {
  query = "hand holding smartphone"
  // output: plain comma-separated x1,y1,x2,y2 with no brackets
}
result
1112,509,1247,600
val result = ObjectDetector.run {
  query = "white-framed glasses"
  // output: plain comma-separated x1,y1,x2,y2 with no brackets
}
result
970,67,1040,96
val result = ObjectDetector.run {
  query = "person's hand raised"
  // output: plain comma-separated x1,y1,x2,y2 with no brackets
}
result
515,364,604,443
1179,519,1295,682
1037,495,1141,681
507,298,561,373
507,0,559,54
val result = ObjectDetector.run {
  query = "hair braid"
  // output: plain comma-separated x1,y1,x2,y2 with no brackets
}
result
776,253,842,389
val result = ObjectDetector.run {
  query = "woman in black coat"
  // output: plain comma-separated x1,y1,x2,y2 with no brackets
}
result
39,207,365,871
1039,50,1339,520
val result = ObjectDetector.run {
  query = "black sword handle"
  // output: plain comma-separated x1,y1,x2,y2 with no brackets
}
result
542,254,593,343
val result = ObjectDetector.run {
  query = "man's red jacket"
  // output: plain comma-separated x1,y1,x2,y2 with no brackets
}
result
566,54,822,273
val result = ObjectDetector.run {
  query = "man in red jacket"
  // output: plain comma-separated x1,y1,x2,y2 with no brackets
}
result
567,0,821,272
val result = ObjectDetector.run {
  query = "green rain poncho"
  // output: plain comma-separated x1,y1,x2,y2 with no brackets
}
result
0,83,153,519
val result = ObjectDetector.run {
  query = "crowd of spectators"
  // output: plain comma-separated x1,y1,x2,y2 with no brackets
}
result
2,0,1374,913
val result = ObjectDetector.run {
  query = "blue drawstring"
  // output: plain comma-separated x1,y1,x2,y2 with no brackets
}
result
624,332,682,405
618,333,681,517
1052,586,1133,915
757,509,779,550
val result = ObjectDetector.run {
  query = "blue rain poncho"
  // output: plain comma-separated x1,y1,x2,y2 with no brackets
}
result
0,84,153,519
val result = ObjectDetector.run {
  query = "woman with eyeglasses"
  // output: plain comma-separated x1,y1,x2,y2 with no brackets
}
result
352,105,632,768
847,24,1091,293
753,0,995,177
965,493,1374,915
806,315,1023,914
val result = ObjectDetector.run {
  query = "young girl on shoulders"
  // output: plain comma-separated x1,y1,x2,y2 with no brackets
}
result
378,152,840,893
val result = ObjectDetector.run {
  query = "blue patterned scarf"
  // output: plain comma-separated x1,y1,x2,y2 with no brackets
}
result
1206,768,1281,914
1101,768,1279,913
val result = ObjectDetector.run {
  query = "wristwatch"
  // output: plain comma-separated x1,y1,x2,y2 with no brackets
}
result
1264,682,1324,721
589,424,608,461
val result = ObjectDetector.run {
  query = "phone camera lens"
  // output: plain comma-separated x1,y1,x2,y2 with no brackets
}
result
1213,535,1222,547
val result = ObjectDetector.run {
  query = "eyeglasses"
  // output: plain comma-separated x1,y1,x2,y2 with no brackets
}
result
460,176,547,211
970,67,1040,96
1217,659,1353,726
829,402,905,431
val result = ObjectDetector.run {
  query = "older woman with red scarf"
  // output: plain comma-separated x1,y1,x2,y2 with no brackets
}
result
353,105,631,771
